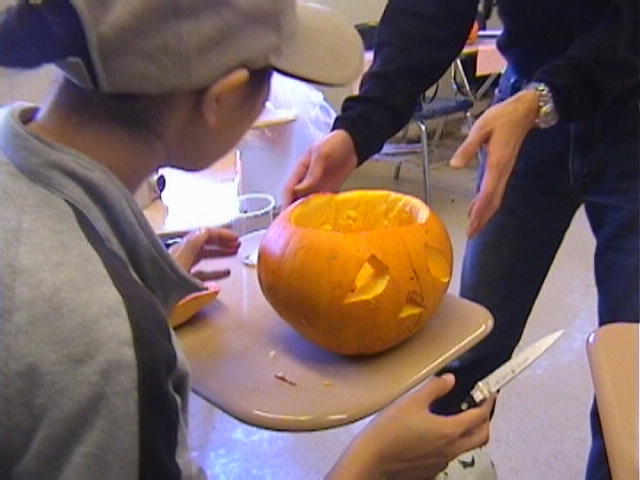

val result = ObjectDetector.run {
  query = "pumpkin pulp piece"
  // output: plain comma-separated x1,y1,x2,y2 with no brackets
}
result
168,284,220,328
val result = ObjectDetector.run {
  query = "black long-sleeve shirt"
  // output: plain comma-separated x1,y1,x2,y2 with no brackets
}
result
333,0,639,164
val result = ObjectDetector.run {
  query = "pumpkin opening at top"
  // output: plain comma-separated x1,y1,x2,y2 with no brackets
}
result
257,190,453,356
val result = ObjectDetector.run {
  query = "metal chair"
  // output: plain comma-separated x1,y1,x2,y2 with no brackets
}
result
411,98,474,204
354,22,476,204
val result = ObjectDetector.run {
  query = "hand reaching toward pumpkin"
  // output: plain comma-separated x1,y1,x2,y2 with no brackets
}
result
449,89,539,238
326,374,494,479
168,227,240,281
282,129,359,207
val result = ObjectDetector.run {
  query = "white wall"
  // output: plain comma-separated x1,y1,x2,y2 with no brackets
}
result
313,0,387,109
0,67,59,106
314,0,386,25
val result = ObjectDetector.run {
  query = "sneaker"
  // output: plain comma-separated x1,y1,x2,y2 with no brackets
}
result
433,448,497,479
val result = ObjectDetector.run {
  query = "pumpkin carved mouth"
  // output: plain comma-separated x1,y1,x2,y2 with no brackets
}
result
257,189,453,356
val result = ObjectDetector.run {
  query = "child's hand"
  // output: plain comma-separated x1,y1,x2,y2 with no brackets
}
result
169,228,240,281
327,374,494,479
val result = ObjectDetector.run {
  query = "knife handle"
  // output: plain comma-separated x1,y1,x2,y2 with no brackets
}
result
460,395,478,411
460,383,491,411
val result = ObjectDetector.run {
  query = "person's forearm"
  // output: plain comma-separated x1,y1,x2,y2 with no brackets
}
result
325,431,384,480
333,0,477,164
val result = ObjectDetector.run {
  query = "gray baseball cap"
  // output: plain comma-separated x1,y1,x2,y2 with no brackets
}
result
3,0,363,93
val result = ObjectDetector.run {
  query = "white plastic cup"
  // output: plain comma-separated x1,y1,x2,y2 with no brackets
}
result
232,193,275,236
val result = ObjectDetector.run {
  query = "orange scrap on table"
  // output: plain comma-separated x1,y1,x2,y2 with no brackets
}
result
274,372,297,386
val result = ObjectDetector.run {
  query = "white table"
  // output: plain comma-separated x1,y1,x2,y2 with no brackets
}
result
175,231,494,431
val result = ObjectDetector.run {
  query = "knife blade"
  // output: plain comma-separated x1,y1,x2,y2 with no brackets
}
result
460,329,564,410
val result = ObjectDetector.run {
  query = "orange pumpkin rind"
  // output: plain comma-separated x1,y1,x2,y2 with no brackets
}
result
257,190,453,356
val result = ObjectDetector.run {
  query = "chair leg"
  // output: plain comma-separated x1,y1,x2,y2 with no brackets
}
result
390,123,412,180
417,120,431,204
464,111,474,131
393,161,402,179
431,117,447,151
464,111,483,165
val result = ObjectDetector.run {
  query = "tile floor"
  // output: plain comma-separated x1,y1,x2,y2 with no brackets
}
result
188,132,598,479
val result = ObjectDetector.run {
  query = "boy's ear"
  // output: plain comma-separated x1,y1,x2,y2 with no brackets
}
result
200,68,250,127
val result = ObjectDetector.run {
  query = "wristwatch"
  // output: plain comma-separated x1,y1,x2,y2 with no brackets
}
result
525,82,559,129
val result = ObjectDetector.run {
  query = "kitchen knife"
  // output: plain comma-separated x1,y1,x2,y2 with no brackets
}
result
460,329,564,410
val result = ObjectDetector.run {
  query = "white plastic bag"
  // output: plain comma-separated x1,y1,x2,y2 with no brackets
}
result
237,73,336,208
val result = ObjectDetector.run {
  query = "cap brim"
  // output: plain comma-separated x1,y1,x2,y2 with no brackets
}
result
269,3,364,87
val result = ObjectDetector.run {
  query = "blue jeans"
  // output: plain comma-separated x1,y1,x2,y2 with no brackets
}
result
432,66,639,480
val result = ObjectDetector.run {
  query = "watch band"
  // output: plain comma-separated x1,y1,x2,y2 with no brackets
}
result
524,81,559,129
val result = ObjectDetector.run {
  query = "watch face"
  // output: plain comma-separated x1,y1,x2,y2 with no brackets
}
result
537,105,559,128
527,82,558,129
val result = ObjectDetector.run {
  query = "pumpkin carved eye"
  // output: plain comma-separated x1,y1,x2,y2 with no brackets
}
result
257,190,453,356
425,244,452,283
344,255,389,304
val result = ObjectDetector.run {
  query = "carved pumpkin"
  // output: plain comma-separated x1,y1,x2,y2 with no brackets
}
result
257,190,453,356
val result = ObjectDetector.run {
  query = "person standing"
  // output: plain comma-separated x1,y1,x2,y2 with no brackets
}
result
0,1,494,478
283,1,639,478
